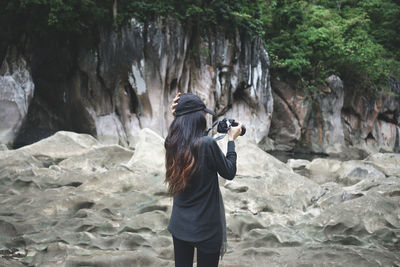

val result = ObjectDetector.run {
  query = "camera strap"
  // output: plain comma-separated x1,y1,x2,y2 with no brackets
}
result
214,134,226,141
206,120,228,141
206,120,219,135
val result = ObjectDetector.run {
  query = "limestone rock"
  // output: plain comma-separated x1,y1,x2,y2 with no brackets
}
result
300,75,345,153
218,136,293,178
269,75,348,154
305,157,387,186
269,79,308,150
305,158,343,184
1,131,399,267
268,91,301,149
269,75,400,154
0,144,8,151
58,145,134,174
125,128,166,173
312,189,400,249
18,131,99,158
0,47,34,146
13,18,272,148
342,77,400,154
365,153,400,177
336,160,386,185
372,120,400,152
286,159,310,170
217,137,322,214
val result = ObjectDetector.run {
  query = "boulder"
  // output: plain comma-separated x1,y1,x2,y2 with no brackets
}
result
218,136,293,178
286,159,310,170
124,128,166,173
304,157,387,186
286,158,310,176
305,158,343,184
0,144,8,151
364,153,400,177
18,131,99,159
336,160,386,185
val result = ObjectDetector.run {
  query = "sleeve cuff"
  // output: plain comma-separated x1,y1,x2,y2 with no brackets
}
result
227,140,235,153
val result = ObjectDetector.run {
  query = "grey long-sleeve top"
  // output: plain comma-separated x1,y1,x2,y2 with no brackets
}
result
167,136,237,242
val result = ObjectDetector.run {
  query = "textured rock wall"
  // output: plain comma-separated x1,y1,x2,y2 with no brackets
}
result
0,47,34,146
300,75,345,153
342,77,400,154
0,18,399,155
270,75,400,156
2,18,272,147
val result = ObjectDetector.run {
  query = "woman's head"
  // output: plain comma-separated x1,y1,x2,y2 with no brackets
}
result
165,110,206,196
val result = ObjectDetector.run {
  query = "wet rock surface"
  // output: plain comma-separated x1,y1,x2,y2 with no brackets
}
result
0,131,399,266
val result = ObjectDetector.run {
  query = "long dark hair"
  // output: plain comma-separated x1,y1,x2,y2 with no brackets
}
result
165,110,206,196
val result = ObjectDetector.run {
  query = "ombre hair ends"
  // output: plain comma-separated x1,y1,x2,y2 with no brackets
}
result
165,110,206,196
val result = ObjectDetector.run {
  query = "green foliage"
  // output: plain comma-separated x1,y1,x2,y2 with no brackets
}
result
263,0,400,94
116,0,266,36
1,0,267,45
1,0,111,41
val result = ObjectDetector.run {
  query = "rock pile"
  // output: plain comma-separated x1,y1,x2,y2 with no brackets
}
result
0,130,399,266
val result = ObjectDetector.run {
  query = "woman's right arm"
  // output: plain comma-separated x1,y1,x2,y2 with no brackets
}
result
209,123,242,180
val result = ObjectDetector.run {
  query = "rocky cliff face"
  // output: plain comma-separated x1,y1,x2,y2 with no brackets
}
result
0,18,399,155
0,18,272,148
270,75,400,156
0,47,34,146
342,77,400,154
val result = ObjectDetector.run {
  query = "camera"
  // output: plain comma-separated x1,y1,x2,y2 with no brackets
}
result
217,118,246,136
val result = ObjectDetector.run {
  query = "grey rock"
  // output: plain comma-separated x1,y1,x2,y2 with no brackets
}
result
1,127,399,266
0,47,34,147
342,77,400,154
365,153,400,177
5,18,272,148
269,78,310,150
268,91,301,148
269,74,400,154
0,144,8,151
304,158,387,186
17,131,100,158
337,161,386,185
286,159,310,170
301,75,345,154
305,158,343,184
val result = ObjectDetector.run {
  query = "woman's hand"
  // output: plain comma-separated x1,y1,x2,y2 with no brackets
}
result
171,92,181,116
228,122,242,141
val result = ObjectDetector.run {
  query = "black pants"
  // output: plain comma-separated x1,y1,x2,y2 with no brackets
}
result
172,236,220,267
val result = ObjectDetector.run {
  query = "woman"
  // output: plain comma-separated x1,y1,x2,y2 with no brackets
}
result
165,93,242,267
